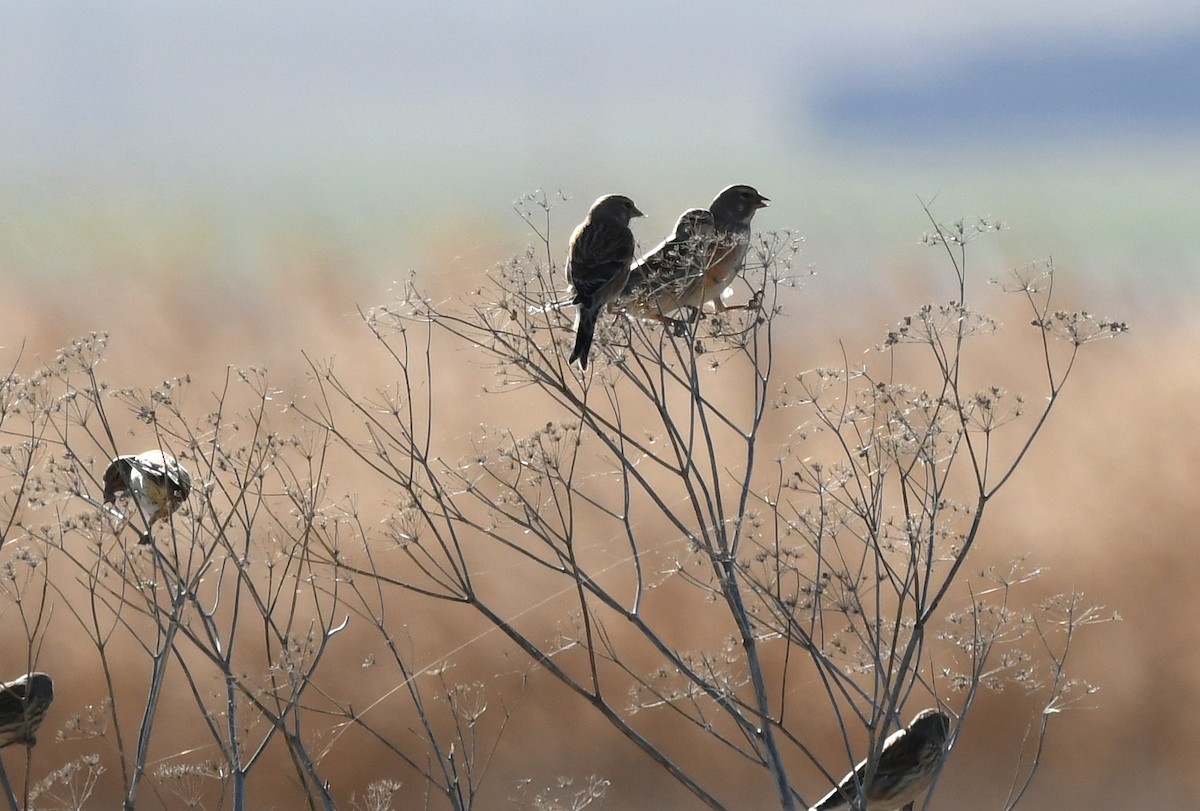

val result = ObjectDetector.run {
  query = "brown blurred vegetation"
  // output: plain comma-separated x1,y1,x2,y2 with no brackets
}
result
0,233,1191,810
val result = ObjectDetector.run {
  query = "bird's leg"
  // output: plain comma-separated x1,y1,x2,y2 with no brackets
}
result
667,316,691,338
716,290,762,313
681,305,708,332
630,311,690,337
716,301,750,312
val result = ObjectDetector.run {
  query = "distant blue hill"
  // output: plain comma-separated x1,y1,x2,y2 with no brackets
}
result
810,36,1200,143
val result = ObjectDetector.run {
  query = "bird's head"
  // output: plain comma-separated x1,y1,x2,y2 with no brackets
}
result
673,208,717,240
590,194,645,225
710,184,770,223
908,708,952,746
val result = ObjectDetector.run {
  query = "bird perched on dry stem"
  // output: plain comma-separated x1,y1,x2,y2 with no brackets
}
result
619,207,718,327
565,194,644,369
616,185,768,329
0,672,54,749
689,183,769,312
103,450,192,542
810,708,951,811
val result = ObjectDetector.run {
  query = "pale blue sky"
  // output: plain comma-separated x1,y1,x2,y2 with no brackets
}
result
2,2,1197,300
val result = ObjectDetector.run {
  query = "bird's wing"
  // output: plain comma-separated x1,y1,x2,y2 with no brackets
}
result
628,233,714,298
0,680,28,714
130,452,190,494
875,723,923,775
810,723,912,811
569,220,636,300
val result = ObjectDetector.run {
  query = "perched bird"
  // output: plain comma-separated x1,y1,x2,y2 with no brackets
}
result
0,672,54,748
565,194,644,369
810,708,951,811
680,184,769,313
103,450,192,541
619,208,718,324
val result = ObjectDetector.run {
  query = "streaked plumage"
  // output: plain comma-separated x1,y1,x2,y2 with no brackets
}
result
619,208,719,322
565,194,644,369
810,708,951,811
0,672,54,748
103,450,192,538
682,184,769,312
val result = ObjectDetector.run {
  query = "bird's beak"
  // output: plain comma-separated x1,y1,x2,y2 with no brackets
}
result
756,196,771,208
633,206,646,218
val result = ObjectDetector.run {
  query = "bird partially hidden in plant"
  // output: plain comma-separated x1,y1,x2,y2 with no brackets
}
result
0,672,54,749
616,185,768,335
809,708,951,811
619,207,719,332
564,193,644,370
103,450,192,543
639,184,768,317
696,183,770,312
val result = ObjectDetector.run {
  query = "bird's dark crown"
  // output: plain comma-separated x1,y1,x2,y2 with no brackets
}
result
710,184,770,220
673,208,716,237
590,194,644,223
909,708,951,742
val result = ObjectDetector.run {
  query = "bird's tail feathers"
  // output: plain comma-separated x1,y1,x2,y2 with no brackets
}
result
570,306,599,370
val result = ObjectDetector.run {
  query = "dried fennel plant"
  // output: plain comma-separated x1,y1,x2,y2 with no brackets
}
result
296,198,1123,810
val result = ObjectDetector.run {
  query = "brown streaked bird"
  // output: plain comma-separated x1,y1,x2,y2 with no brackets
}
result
619,207,718,324
103,450,192,541
0,672,54,749
809,708,951,811
681,184,769,313
565,194,644,369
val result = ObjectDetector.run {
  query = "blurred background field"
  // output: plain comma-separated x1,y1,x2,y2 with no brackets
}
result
1,2,1197,808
